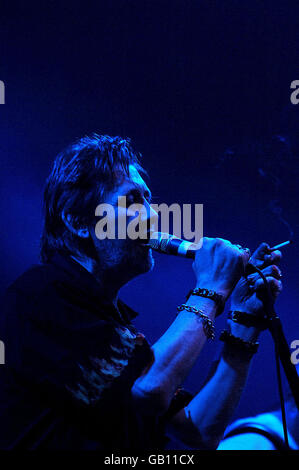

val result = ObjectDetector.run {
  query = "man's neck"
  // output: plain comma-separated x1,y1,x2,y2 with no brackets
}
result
70,255,120,308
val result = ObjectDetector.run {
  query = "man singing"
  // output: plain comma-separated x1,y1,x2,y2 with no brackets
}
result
0,135,282,450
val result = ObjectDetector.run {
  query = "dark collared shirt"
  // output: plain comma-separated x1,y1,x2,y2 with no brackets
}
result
0,253,161,449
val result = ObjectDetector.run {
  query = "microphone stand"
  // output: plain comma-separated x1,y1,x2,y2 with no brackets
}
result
248,264,299,412
267,315,299,412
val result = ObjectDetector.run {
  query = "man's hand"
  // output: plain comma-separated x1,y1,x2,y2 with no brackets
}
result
193,237,250,301
231,242,282,316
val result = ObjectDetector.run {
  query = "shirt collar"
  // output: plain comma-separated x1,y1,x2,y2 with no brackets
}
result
49,252,138,324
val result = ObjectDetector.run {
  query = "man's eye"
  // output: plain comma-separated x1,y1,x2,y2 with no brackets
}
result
125,190,152,207
127,192,143,206
127,195,138,206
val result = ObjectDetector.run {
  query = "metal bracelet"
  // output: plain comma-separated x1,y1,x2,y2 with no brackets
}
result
186,288,225,316
177,304,215,340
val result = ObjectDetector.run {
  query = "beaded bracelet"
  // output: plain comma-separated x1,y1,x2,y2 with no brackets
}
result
228,310,269,331
186,288,225,316
177,303,215,340
219,329,259,355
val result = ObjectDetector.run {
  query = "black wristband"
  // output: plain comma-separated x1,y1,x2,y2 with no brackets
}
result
228,311,269,331
219,329,259,355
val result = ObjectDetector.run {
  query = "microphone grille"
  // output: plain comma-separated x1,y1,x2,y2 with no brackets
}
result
148,237,160,251
148,232,173,253
159,237,171,253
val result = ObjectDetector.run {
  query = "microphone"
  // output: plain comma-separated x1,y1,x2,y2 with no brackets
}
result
148,232,256,274
148,232,199,259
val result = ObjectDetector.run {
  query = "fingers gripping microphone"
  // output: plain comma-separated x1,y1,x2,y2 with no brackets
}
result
148,232,198,259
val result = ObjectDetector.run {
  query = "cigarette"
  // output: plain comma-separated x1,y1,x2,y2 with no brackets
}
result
269,240,293,252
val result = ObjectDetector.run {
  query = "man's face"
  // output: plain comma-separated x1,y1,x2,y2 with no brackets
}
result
90,165,158,281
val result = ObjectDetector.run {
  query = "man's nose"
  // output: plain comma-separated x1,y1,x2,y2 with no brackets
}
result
144,201,159,235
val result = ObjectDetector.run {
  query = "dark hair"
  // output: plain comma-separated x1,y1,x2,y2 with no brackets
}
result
40,134,145,263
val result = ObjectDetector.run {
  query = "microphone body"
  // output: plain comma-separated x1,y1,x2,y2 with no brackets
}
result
148,232,198,259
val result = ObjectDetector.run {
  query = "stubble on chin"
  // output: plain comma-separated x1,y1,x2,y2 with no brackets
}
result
95,238,154,277
127,245,155,275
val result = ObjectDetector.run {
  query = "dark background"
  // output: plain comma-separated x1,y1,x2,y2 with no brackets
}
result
1,0,298,428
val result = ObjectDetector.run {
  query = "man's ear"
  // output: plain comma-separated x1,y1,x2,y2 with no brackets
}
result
61,210,90,239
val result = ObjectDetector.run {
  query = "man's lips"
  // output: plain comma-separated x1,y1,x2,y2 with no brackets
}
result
136,230,153,246
137,239,151,247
